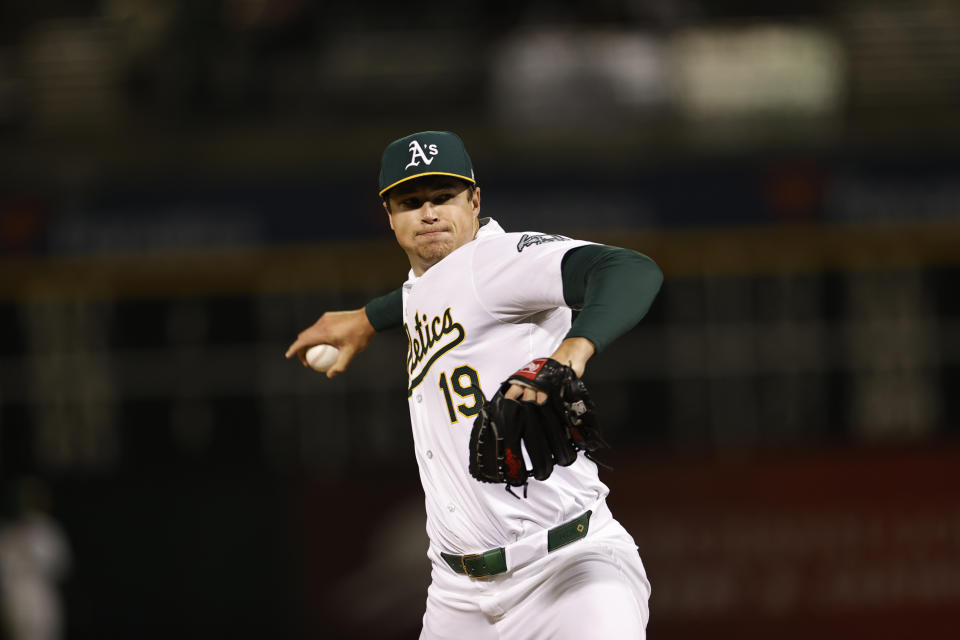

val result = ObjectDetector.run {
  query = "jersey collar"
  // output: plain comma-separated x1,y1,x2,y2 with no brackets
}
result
475,217,504,238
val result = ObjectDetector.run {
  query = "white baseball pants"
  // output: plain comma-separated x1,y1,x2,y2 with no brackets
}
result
419,501,650,640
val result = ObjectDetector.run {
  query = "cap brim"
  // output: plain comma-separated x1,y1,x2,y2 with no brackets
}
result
379,172,477,197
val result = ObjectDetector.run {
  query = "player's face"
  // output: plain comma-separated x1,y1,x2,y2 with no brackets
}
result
385,177,481,276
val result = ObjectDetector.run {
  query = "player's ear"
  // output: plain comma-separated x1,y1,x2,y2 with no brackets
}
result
383,200,395,230
471,186,481,216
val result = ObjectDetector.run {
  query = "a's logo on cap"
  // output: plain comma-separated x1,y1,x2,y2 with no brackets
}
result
405,140,439,169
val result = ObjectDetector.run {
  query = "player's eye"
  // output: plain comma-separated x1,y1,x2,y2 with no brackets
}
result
400,198,422,209
433,193,453,204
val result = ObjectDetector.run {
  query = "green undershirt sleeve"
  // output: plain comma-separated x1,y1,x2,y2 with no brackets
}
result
560,244,663,352
364,288,403,332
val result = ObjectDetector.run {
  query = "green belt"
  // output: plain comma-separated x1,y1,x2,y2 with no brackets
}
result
441,510,592,578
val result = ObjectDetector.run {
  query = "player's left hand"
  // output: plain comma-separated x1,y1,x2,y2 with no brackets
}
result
469,356,607,492
503,337,595,404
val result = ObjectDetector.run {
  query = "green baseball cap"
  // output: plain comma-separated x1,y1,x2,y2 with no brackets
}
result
378,131,476,197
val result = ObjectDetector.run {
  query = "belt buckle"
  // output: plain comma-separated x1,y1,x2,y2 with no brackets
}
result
460,553,481,578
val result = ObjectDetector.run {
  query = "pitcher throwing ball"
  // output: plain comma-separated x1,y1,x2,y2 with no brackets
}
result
286,131,663,639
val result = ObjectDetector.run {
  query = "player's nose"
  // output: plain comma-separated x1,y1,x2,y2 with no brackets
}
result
420,202,439,221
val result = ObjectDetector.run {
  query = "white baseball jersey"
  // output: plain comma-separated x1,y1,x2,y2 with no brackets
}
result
401,218,609,555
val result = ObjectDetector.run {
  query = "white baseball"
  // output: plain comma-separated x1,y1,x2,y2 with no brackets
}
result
306,344,339,372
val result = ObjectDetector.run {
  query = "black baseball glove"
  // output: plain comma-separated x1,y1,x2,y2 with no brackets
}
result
468,358,607,494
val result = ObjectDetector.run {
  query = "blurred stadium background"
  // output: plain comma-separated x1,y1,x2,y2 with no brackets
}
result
1,0,959,638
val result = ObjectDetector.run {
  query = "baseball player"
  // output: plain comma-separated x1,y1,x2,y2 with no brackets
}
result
286,131,662,639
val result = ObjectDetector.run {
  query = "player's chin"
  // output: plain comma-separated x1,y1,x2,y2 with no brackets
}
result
416,241,454,263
